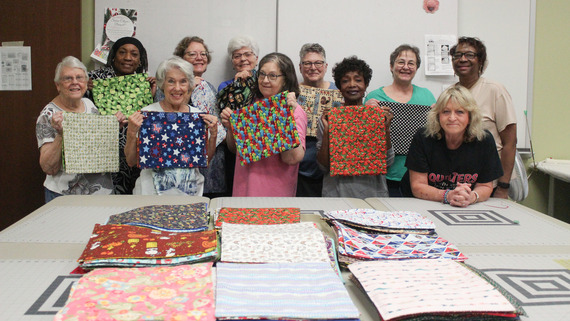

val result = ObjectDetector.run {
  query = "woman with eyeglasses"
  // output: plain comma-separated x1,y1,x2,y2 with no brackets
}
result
36,56,126,202
365,44,436,197
155,36,228,198
450,37,517,199
218,35,260,92
86,37,155,195
220,52,307,197
317,56,395,198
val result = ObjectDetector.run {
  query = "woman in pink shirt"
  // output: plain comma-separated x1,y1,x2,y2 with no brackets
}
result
220,52,307,196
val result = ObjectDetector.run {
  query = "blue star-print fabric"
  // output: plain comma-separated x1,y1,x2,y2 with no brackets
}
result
138,111,207,169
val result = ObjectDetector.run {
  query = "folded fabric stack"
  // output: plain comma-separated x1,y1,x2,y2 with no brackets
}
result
348,260,524,321
214,207,300,228
323,208,436,234
78,224,217,269
107,203,209,232
216,262,360,321
55,263,215,321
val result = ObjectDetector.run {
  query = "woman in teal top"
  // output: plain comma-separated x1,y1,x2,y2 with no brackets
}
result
365,44,436,197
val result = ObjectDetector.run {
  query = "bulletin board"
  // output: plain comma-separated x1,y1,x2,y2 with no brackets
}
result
94,0,534,148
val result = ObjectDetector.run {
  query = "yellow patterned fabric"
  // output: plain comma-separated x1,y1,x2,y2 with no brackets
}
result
62,113,119,174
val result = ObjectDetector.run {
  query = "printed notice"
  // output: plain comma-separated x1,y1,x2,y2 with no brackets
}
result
0,46,32,91
424,35,455,76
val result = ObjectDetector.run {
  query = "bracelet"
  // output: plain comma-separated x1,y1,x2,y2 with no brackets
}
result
443,189,451,204
473,191,479,204
497,181,510,189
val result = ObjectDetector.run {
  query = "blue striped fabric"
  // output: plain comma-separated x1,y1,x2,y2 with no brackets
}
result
215,262,360,320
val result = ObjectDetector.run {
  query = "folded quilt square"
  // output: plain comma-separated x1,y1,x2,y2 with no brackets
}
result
92,73,153,117
230,91,300,165
348,260,520,321
220,222,330,263
55,263,215,321
138,111,207,169
215,207,300,228
107,202,209,232
215,262,360,320
378,101,431,155
62,112,119,174
298,85,344,137
324,208,435,234
329,105,387,176
217,73,256,111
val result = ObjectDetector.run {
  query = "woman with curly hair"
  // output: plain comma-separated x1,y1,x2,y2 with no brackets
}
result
400,85,503,207
316,56,395,198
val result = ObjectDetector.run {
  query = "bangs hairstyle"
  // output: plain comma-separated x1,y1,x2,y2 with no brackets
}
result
390,44,421,68
173,36,212,63
450,36,487,74
299,43,327,61
425,85,485,142
254,52,300,98
54,56,88,83
155,56,195,91
332,56,373,89
227,35,259,58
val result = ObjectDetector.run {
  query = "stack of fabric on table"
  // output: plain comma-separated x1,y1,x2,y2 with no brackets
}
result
214,207,358,321
323,208,466,265
77,202,217,269
348,259,524,321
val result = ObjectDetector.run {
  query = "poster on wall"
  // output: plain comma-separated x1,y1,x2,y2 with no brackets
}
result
0,46,32,91
90,8,138,64
424,35,455,76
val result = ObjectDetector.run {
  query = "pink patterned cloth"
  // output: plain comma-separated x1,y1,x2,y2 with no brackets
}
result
55,263,215,321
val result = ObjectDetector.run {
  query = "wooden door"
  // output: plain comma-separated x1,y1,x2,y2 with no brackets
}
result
0,0,81,230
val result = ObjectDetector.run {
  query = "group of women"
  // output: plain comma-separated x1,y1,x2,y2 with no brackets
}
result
36,35,515,208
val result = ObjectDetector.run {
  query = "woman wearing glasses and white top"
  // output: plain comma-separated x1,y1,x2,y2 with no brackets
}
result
36,56,126,202
220,52,307,197
218,35,260,92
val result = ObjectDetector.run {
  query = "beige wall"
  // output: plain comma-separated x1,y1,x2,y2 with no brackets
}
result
79,0,570,223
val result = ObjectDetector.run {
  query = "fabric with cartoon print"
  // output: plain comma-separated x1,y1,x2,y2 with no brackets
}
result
220,222,330,263
230,91,301,165
214,207,300,228
298,85,344,137
107,202,208,232
333,221,466,261
329,105,388,176
54,263,215,321
217,71,257,111
138,111,207,170
62,112,119,174
215,262,359,320
77,224,217,267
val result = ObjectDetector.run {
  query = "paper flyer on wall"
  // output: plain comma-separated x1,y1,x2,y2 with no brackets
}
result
424,35,455,76
0,46,32,91
91,8,138,64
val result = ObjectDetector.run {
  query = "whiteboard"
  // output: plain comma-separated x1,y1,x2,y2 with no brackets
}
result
94,0,533,148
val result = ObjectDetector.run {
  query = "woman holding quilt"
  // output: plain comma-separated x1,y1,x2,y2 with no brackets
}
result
220,52,307,197
316,56,395,198
125,57,218,196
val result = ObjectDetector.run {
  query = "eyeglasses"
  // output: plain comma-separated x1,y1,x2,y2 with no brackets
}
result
232,51,255,60
184,51,208,60
452,51,477,60
395,60,417,68
301,60,325,68
61,75,86,83
258,70,283,82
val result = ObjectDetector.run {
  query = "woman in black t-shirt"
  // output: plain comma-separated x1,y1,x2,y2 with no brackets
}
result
401,85,503,207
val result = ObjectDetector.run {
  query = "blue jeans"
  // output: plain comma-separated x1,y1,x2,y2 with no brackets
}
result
44,188,62,203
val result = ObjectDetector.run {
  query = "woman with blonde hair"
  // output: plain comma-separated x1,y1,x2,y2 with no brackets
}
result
401,85,503,207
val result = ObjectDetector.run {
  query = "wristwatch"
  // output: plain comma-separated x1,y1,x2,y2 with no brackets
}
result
497,181,510,189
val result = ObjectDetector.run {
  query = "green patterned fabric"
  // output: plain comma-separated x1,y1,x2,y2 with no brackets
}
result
62,113,119,174
92,73,153,116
